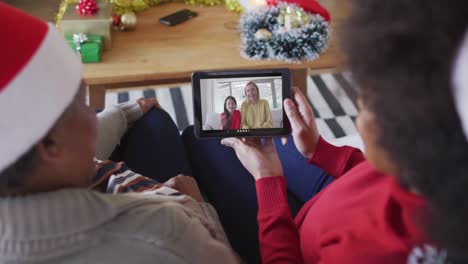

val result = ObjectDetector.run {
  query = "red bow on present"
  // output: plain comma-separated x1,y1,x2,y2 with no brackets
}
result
267,0,331,21
76,0,99,16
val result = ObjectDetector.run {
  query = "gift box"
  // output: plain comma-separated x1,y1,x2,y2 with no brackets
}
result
59,2,113,50
66,34,103,63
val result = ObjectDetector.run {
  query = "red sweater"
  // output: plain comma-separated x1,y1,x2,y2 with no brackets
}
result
220,110,241,130
255,137,432,263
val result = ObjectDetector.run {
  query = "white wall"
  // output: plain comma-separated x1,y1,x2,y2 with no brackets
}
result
200,79,216,125
215,76,278,83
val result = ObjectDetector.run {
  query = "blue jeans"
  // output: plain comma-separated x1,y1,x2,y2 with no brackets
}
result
111,108,333,264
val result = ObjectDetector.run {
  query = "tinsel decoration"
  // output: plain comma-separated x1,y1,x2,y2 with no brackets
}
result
111,0,154,14
76,0,99,15
57,0,226,25
240,3,329,62
224,0,244,13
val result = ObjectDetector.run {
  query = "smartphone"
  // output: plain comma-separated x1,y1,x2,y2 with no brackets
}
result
159,9,198,26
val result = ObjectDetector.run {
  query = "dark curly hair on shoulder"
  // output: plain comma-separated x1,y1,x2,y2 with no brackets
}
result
340,0,468,261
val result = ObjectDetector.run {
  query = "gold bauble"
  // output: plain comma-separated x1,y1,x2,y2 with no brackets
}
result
120,11,137,30
254,28,272,40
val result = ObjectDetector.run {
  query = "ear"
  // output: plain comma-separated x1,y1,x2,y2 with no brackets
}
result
35,129,63,162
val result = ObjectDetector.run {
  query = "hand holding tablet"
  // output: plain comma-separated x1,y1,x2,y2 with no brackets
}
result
192,69,292,138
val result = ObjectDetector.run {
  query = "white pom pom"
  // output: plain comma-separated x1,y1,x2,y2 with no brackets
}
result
453,30,468,140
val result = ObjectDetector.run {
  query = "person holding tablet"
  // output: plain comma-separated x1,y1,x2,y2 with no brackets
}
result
220,96,241,130
183,0,468,262
240,81,273,129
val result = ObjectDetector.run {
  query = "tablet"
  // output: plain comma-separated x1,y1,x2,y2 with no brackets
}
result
192,68,292,138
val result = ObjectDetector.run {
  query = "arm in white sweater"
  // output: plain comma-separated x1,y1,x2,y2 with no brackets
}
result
95,102,143,160
168,203,240,263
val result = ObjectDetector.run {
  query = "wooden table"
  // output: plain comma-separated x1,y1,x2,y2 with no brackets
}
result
83,1,346,109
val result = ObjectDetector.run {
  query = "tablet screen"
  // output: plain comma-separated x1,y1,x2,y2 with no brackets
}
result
192,69,291,138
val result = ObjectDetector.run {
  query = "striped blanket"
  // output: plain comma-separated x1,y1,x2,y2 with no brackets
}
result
90,160,182,196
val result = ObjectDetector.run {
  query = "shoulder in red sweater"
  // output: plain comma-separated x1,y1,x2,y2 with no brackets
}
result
220,110,241,130
255,137,444,263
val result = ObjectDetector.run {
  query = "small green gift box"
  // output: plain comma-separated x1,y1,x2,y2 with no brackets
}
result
60,2,113,50
66,34,103,63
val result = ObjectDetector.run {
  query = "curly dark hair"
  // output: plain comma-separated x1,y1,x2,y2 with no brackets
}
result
341,0,468,261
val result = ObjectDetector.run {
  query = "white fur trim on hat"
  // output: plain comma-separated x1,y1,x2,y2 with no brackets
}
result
0,24,82,172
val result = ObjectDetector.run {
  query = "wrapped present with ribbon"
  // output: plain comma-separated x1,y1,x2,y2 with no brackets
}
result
66,33,103,63
59,2,113,50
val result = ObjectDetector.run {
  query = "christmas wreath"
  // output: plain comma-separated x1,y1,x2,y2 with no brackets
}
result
240,2,330,62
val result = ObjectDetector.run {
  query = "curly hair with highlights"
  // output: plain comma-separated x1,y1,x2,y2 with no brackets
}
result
341,0,468,261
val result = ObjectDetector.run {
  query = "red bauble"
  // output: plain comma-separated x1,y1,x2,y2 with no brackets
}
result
112,14,121,27
76,0,99,16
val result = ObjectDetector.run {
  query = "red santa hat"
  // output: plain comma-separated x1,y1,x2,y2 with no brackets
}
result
0,3,82,172
266,0,331,21
453,29,468,140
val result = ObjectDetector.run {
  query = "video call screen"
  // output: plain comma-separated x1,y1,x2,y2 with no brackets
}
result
200,75,284,133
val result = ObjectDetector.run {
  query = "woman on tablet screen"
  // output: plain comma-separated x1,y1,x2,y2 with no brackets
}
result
240,81,273,129
220,96,241,130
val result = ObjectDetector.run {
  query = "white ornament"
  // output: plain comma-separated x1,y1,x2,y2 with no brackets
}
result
407,244,448,264
254,28,272,40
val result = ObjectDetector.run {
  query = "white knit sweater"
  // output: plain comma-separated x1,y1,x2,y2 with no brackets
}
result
0,104,239,264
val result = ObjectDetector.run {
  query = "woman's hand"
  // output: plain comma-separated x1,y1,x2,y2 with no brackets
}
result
164,175,205,203
221,137,283,180
137,98,161,114
282,87,320,159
